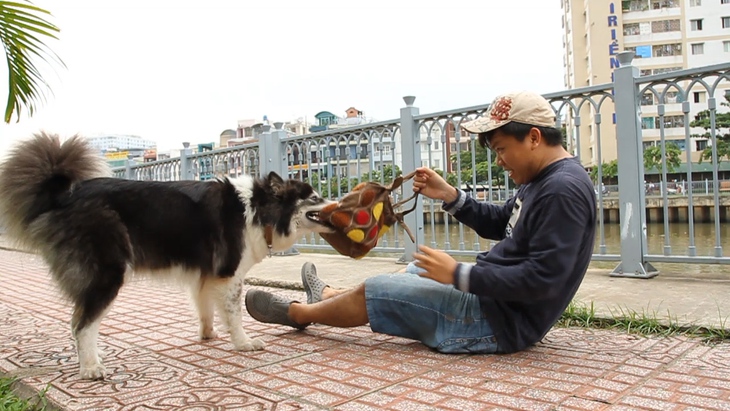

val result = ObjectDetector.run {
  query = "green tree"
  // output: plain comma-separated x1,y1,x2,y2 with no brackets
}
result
450,145,509,189
1,1,64,123
445,172,459,188
590,159,618,184
690,93,730,164
643,142,681,173
360,164,401,184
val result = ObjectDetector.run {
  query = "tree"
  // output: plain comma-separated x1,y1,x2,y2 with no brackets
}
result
360,164,401,184
643,142,681,173
690,93,730,164
1,1,64,123
449,145,511,189
590,159,618,184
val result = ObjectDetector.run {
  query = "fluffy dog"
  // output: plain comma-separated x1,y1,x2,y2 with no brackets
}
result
0,132,334,380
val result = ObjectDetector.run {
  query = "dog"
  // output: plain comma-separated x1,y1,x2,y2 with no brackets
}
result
0,132,334,380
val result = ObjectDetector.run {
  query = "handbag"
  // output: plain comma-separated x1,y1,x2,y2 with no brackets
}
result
318,171,419,259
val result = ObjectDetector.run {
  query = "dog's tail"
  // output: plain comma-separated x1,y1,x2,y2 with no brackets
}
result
0,132,110,250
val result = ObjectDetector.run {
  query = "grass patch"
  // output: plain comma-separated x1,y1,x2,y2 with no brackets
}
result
558,300,730,344
0,378,49,411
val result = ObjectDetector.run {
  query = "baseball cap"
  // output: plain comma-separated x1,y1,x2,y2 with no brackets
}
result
460,91,556,134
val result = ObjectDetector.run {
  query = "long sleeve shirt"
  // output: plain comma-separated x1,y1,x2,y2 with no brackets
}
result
443,157,597,353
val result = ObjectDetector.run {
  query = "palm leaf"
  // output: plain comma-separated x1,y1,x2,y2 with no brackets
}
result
0,0,65,123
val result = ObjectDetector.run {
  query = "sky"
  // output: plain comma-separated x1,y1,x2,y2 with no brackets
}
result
0,0,566,153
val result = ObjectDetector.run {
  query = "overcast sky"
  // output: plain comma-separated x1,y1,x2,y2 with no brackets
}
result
0,0,566,152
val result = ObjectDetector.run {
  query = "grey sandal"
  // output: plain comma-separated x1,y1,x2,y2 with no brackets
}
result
301,262,328,304
245,289,308,330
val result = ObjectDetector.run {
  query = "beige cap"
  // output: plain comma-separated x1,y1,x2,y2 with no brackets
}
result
461,91,556,134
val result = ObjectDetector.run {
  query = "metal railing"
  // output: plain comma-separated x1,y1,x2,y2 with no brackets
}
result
112,52,730,277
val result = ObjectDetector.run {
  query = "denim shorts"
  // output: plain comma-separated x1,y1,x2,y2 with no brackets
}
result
364,262,499,354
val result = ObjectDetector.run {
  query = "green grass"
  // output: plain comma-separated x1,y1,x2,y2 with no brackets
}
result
0,378,49,411
558,300,730,344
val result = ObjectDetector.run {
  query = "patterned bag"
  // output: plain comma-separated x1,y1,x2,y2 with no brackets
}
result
318,171,419,259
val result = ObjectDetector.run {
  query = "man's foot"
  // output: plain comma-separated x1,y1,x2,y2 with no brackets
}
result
301,262,328,304
245,289,308,330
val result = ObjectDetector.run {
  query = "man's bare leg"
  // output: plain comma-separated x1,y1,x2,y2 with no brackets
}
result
318,265,408,301
321,286,348,300
289,284,368,327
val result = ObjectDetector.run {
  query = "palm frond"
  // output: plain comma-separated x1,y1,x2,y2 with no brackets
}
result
0,0,65,123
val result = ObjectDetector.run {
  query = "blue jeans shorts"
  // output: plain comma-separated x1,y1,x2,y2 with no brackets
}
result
364,262,500,354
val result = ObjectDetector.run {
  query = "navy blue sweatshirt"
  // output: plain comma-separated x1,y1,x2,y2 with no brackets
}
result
443,157,596,353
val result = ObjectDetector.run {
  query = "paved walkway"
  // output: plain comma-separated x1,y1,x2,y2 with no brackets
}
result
1,243,729,410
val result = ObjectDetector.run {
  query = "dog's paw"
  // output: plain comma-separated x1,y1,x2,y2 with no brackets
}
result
79,364,107,380
199,325,218,340
233,337,265,351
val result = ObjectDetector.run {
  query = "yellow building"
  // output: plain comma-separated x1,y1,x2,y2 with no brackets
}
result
561,0,730,168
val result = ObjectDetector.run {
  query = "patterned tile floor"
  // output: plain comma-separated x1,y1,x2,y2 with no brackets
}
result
1,249,729,410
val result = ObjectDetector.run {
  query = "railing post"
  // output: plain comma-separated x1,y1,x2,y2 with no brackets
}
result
258,124,280,177
398,96,425,264
180,142,194,181
611,51,658,278
258,122,299,256
271,122,290,178
125,159,134,180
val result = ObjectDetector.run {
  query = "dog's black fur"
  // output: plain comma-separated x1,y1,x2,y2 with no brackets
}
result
0,132,333,380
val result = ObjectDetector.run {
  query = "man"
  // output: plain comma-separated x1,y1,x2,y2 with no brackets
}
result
245,90,597,354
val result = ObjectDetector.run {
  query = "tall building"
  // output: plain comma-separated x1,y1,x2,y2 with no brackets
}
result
561,0,730,169
84,134,157,168
85,134,156,153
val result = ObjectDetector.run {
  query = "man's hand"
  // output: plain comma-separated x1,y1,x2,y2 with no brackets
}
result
413,245,458,285
413,167,458,203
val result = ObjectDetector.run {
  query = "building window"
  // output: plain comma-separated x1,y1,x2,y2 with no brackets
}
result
653,43,682,57
723,16,730,28
696,140,708,151
690,19,703,31
691,43,705,55
625,0,649,11
642,117,656,129
652,0,680,8
624,23,641,35
641,93,655,105
664,91,684,103
652,19,681,32
694,91,707,103
655,115,685,128
723,0,730,4
690,0,701,5
669,139,687,151
653,66,683,74
724,41,730,52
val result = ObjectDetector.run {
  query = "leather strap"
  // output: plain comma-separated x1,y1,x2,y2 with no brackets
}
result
264,225,273,257
391,170,419,243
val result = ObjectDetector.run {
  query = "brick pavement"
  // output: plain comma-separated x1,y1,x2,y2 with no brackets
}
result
1,249,730,410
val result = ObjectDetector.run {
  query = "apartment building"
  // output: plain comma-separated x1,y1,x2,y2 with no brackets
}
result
561,0,730,168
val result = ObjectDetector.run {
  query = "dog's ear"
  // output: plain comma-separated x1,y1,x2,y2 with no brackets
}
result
266,171,285,191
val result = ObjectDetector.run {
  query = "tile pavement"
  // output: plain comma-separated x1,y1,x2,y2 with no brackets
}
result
1,248,730,410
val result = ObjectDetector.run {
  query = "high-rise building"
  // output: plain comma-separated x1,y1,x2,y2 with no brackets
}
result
85,134,156,153
561,0,730,168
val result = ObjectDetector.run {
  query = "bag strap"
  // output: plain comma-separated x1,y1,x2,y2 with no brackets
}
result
388,170,419,243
